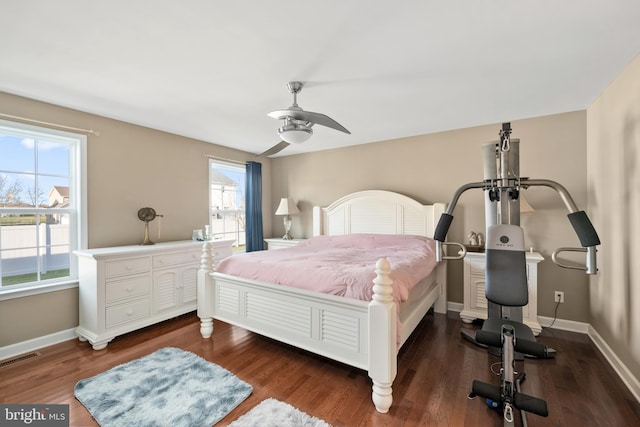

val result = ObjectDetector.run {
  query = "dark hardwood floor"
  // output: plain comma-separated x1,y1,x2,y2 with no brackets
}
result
1,311,639,426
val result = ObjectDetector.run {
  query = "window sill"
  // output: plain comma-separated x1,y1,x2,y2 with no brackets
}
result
0,280,79,301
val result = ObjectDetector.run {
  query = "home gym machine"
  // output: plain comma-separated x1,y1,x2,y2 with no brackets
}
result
433,123,600,426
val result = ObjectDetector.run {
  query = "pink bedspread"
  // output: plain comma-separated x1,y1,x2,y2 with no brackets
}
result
216,234,438,304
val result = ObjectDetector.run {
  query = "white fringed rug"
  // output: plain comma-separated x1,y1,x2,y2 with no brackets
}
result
228,398,332,427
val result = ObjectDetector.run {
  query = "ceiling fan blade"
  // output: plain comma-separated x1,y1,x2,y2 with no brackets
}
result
267,109,299,120
257,140,290,157
268,109,350,134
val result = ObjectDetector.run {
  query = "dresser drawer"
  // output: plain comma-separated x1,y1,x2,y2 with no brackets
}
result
212,245,233,260
468,259,485,275
105,257,150,278
153,250,201,269
106,298,150,328
105,275,151,303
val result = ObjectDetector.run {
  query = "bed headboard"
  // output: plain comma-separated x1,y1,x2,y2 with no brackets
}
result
312,190,446,238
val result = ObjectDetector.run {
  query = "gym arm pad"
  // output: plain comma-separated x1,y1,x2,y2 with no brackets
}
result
515,337,549,359
475,330,501,348
470,380,502,402
568,211,601,247
434,214,453,242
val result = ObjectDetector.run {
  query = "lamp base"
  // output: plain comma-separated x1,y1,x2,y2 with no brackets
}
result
140,221,155,245
282,216,293,240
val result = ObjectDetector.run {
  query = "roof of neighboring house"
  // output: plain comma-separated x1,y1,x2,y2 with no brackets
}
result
49,186,69,198
209,171,237,187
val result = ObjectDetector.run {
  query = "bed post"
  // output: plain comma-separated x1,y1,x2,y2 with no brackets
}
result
368,258,397,413
312,205,323,236
197,241,215,339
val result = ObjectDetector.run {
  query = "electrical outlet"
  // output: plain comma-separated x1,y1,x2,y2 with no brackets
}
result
554,291,565,304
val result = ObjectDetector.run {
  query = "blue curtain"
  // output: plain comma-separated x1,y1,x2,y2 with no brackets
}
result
245,161,264,251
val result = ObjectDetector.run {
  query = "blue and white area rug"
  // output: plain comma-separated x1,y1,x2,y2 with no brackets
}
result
229,398,332,427
74,347,252,427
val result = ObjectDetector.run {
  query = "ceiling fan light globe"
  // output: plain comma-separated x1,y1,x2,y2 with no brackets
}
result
278,124,313,144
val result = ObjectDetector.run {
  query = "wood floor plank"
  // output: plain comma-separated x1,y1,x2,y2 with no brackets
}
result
1,311,639,426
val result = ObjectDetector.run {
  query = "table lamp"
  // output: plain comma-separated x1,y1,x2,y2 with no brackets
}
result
275,197,300,240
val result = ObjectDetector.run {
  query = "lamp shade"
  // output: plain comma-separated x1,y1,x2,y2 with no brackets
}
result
275,197,300,215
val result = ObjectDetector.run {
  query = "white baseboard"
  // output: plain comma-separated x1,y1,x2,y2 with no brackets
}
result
588,325,640,403
447,301,463,313
0,328,77,361
447,301,639,403
537,315,589,334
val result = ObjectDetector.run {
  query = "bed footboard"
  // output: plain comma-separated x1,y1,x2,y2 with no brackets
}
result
197,241,429,414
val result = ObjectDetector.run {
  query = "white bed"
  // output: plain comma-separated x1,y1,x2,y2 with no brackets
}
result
197,190,447,413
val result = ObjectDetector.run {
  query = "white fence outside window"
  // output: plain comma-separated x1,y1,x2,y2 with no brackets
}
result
1,223,70,278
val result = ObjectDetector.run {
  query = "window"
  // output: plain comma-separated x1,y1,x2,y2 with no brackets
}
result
209,160,246,251
0,119,86,298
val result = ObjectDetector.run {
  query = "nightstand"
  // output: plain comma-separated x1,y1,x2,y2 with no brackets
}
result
264,238,305,250
460,251,544,335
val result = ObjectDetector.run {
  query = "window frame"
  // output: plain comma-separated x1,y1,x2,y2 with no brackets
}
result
0,119,87,300
208,159,246,250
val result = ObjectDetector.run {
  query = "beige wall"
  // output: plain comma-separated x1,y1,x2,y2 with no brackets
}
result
271,111,591,320
0,91,272,346
3,55,638,391
587,53,640,381
0,80,620,355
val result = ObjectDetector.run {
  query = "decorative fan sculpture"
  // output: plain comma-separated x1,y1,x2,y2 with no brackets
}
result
137,207,162,245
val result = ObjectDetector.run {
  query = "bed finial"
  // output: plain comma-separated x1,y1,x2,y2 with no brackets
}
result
372,258,393,303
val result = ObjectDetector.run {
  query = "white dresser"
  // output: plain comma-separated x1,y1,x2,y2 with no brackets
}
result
74,239,234,350
460,251,544,335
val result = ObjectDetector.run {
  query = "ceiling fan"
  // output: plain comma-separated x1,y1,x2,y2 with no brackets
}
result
258,81,351,157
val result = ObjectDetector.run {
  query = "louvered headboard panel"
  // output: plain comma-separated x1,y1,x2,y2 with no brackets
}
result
312,190,446,238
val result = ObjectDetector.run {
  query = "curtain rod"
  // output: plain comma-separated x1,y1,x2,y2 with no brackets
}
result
202,153,250,165
0,113,101,136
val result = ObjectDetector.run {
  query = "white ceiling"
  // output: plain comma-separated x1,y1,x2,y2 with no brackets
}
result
1,1,639,157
